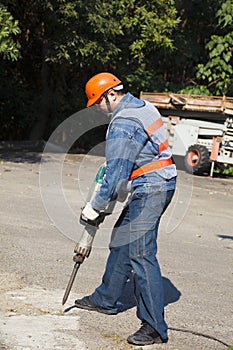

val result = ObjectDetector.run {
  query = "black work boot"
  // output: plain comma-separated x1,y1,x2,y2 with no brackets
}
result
75,296,118,315
127,322,168,346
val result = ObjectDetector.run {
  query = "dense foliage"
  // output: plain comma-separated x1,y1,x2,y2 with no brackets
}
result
0,0,232,141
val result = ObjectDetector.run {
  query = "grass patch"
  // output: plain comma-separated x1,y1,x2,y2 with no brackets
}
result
214,166,233,176
102,332,125,343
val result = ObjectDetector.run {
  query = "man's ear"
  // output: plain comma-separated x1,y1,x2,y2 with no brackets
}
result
107,89,117,101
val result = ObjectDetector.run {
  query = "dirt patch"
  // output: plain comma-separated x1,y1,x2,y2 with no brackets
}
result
0,273,25,294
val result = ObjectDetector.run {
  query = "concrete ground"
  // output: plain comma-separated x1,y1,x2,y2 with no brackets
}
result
0,148,232,350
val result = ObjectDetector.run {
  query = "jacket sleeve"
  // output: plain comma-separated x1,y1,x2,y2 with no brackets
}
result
90,119,147,211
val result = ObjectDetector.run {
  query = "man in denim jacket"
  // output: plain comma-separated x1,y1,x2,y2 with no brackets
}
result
75,72,177,345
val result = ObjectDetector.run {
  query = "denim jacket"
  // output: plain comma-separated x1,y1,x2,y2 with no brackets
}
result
91,93,177,211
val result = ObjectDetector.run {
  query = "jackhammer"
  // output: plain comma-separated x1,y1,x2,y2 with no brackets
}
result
62,164,115,305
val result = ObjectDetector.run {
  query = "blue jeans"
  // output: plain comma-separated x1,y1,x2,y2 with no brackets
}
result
89,176,176,340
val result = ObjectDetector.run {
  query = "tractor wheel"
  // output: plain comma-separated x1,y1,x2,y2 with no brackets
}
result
184,144,210,175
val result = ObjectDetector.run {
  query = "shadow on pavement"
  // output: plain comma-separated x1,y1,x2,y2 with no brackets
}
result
0,151,42,163
118,275,181,312
163,277,182,306
0,141,43,163
217,234,233,241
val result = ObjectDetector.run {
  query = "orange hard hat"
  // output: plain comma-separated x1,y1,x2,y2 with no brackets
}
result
85,72,122,107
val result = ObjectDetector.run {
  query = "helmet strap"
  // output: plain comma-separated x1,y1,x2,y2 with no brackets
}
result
103,91,112,115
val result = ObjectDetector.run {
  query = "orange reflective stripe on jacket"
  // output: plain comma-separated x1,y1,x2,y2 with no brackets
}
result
158,139,169,153
145,117,168,153
129,158,173,180
129,118,171,180
145,117,163,136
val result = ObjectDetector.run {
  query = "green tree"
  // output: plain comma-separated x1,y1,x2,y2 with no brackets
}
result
1,0,180,141
151,0,221,94
196,0,233,95
0,3,21,61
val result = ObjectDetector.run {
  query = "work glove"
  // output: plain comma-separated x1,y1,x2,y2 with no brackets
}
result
82,202,99,221
80,202,105,227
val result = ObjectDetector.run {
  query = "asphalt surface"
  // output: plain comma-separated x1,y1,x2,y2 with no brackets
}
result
0,150,232,350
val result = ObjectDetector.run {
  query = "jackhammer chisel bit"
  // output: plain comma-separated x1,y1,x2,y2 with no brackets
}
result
62,223,98,305
62,253,84,306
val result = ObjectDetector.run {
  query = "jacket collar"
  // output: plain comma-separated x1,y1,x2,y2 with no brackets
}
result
112,93,145,119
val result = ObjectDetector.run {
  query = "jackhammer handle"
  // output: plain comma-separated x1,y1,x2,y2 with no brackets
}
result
74,223,98,258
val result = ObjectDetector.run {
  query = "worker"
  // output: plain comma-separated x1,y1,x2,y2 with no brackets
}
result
75,72,177,346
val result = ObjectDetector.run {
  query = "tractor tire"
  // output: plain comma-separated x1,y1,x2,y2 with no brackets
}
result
184,144,210,175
